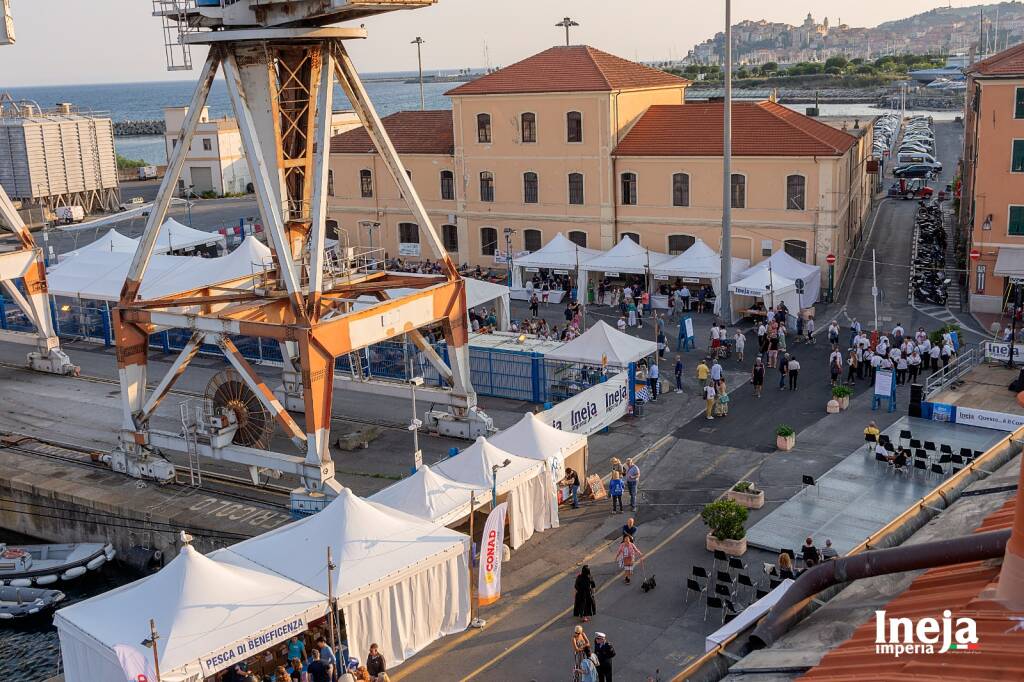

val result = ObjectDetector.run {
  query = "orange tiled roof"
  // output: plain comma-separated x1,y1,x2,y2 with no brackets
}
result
967,43,1024,77
330,110,453,155
445,45,689,96
613,101,857,157
799,498,1024,681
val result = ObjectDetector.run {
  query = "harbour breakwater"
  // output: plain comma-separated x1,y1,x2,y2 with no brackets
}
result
687,85,963,110
113,119,166,136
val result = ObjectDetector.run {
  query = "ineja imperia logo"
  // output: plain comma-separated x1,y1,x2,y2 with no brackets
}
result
874,610,979,657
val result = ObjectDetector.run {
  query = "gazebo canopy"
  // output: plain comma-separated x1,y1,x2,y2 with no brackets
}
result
580,237,671,275
515,232,602,270
650,239,749,278
739,250,821,304
544,320,657,367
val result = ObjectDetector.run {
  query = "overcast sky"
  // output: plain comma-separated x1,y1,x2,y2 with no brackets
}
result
0,1,992,86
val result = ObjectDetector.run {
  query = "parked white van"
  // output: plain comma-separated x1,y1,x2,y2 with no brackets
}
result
897,152,941,170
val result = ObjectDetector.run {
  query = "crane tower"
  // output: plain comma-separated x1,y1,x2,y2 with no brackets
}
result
0,1,78,375
113,0,489,514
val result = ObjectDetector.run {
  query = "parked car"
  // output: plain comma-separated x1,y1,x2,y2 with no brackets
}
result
897,153,942,171
893,164,937,179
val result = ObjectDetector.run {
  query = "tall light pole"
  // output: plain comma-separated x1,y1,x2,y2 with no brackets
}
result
555,17,579,46
504,227,516,287
491,458,511,507
411,37,426,111
720,0,733,324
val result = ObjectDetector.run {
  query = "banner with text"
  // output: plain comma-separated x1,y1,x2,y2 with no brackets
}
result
540,372,630,436
956,406,1024,431
200,615,309,676
984,341,1024,362
478,502,508,607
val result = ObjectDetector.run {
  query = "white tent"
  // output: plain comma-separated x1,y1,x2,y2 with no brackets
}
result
156,218,227,254
577,237,672,302
369,464,482,528
739,250,821,306
214,488,470,668
55,545,327,682
544,320,657,368
728,268,800,324
490,411,589,483
512,232,602,290
650,239,751,314
351,276,511,331
71,228,139,255
431,436,557,549
47,236,273,302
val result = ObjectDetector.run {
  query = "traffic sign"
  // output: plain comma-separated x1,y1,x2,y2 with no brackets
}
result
795,278,805,295
826,253,836,265
969,248,981,261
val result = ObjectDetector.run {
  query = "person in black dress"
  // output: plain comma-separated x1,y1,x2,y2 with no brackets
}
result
573,564,597,622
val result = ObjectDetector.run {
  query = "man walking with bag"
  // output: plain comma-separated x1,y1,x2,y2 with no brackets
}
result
594,632,616,682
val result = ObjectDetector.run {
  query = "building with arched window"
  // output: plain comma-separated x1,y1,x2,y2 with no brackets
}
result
326,46,873,295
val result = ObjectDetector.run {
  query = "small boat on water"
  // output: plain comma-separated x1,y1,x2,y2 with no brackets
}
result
0,585,65,620
0,542,115,586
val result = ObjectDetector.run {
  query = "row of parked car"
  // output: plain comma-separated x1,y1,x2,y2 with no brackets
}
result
892,116,942,179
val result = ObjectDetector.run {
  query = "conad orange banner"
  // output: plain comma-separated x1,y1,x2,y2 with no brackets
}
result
478,502,508,607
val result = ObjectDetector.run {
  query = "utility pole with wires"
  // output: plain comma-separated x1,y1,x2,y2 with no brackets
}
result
720,0,734,324
411,37,426,111
555,17,579,46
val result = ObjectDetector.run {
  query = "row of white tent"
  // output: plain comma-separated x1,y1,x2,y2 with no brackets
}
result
47,229,511,324
511,233,821,320
56,414,586,682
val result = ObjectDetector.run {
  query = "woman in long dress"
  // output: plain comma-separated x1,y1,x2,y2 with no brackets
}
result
573,565,597,622
615,535,644,584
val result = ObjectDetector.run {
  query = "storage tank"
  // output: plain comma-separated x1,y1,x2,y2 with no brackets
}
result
0,99,119,213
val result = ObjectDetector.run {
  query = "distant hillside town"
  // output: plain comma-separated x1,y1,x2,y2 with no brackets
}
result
685,2,1024,66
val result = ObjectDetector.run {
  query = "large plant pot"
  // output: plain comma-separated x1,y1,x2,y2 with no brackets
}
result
777,434,796,451
837,396,850,410
826,399,840,414
726,488,765,509
706,533,747,557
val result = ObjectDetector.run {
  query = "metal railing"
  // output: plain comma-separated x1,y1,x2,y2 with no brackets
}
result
923,340,985,397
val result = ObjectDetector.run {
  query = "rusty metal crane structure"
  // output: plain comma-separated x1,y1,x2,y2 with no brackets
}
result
0,0,78,376
115,0,488,513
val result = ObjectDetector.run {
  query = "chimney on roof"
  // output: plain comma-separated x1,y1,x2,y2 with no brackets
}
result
994,449,1024,608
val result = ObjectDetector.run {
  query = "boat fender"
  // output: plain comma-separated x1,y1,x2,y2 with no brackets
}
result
9,579,32,588
62,566,87,581
86,556,106,571
35,575,58,586
104,546,116,561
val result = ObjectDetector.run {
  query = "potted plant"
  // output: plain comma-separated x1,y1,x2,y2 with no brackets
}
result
776,424,796,451
702,499,749,556
831,385,852,410
726,480,765,509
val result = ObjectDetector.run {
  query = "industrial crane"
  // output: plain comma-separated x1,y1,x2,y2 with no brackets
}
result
111,0,489,513
0,0,79,375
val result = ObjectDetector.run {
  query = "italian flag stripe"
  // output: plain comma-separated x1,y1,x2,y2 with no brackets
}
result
949,644,978,650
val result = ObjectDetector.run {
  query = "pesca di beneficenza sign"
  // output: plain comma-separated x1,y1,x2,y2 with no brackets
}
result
540,372,630,436
200,615,308,676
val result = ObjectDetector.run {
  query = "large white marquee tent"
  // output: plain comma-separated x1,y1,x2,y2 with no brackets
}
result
739,250,822,306
489,412,588,482
577,237,672,293
545,320,658,368
728,267,800,323
649,239,750,314
213,489,470,668
55,545,327,682
512,232,602,301
66,220,226,258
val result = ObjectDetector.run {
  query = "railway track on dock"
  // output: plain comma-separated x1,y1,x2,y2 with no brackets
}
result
0,359,411,432
0,432,292,510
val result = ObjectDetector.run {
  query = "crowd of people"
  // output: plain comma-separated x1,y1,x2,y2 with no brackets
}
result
217,635,392,682
826,321,957,388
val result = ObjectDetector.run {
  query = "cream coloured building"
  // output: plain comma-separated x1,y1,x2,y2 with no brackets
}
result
327,45,874,296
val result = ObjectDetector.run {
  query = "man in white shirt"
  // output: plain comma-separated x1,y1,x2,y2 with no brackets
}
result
710,359,723,384
704,382,717,420
787,356,801,391
681,286,691,311
929,343,941,371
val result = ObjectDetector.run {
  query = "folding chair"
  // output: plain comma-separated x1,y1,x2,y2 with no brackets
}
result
924,440,937,453
875,451,889,469
781,548,796,560
937,453,951,472
878,434,892,448
728,556,746,576
914,448,928,461
951,466,962,475
684,577,706,607
939,444,953,456
712,549,728,574
755,587,770,600
951,454,964,466
714,582,736,601
737,573,756,600
864,432,877,452
913,459,928,479
959,447,973,459
899,430,912,447
930,463,945,477
769,577,782,590
725,599,743,620
692,565,710,585
974,450,984,459
910,438,922,449
704,595,725,622
716,569,737,592
802,474,817,496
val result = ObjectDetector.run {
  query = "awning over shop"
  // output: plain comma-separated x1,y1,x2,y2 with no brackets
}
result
994,247,1024,276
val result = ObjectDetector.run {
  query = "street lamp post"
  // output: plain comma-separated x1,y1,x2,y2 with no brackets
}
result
185,185,195,226
720,0,733,324
504,227,516,288
491,458,511,507
409,375,424,469
555,17,579,46
411,37,426,111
